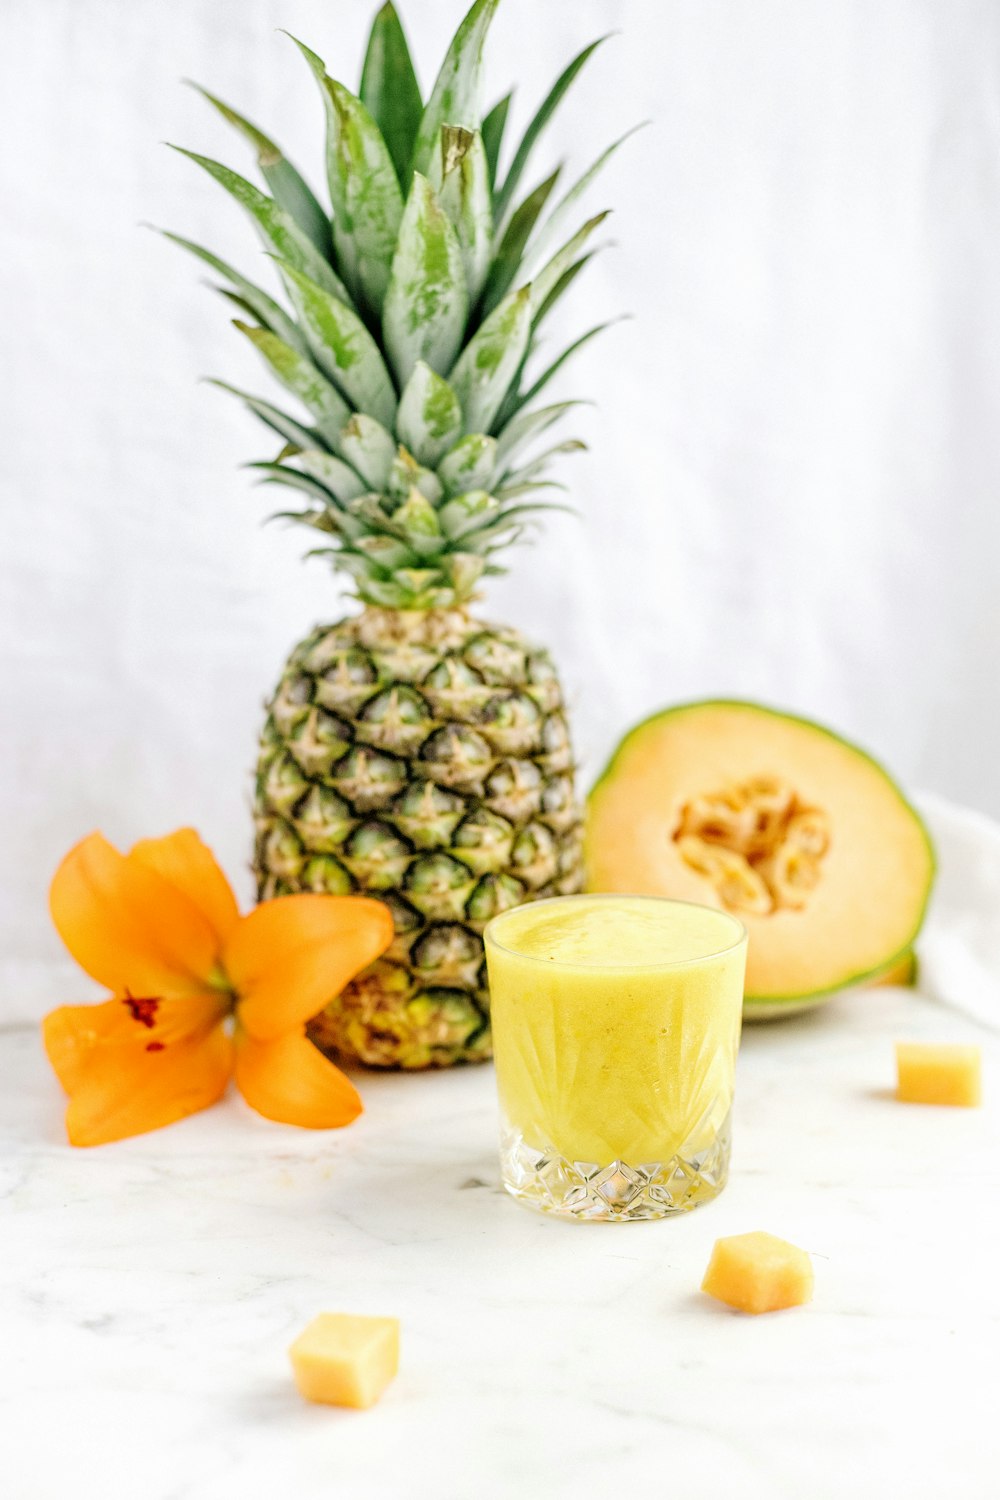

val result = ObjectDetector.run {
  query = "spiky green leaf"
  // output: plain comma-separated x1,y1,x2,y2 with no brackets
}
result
289,37,404,313
206,379,331,453
531,252,596,329
338,413,398,489
335,550,391,587
171,148,349,303
481,92,512,190
501,438,586,488
441,553,487,594
249,460,327,497
392,490,445,556
296,450,368,503
526,124,644,274
360,4,424,186
494,35,611,221
462,523,526,554
233,321,350,447
276,261,397,428
480,168,560,317
386,449,445,506
494,399,586,463
431,127,493,304
342,548,454,605
396,361,464,468
438,434,498,494
185,83,331,255
362,575,432,606
529,212,609,317
450,285,532,434
394,567,449,597
355,533,421,571
157,229,308,355
498,319,621,425
382,173,469,388
349,493,399,530
460,497,574,548
250,461,345,514
411,0,500,175
214,286,292,339
273,508,341,536
438,489,497,539
495,476,569,500
348,493,444,559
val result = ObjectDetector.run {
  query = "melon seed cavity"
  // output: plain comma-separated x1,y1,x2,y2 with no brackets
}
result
673,777,830,916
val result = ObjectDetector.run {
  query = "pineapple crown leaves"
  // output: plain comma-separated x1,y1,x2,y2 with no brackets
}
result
166,0,634,609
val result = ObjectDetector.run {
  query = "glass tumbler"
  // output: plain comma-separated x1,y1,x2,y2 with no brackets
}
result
484,894,747,1221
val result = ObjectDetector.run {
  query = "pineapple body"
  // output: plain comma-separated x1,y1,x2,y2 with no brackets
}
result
255,607,584,1067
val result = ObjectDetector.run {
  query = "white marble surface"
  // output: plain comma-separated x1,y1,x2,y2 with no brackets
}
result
3,985,999,1500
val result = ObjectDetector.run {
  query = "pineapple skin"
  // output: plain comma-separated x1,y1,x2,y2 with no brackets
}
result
254,607,584,1069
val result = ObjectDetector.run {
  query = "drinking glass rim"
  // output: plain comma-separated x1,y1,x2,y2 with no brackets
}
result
483,892,748,972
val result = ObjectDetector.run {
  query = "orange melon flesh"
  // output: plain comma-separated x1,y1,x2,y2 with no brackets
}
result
701,1231,814,1314
895,1043,981,1107
289,1313,400,1409
586,701,934,1010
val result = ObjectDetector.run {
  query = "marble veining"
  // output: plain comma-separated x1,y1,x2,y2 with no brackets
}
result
3,987,999,1500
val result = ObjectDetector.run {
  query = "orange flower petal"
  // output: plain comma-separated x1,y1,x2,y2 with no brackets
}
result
61,1024,233,1147
43,992,228,1094
234,1026,362,1129
43,1003,108,1094
225,895,394,1042
50,832,226,995
130,829,240,951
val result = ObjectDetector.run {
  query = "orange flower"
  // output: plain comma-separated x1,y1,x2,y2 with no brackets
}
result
42,829,394,1147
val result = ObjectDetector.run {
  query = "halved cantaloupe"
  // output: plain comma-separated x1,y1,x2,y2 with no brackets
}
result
585,701,935,1018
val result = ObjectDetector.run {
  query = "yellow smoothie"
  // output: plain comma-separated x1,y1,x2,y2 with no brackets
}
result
485,896,746,1196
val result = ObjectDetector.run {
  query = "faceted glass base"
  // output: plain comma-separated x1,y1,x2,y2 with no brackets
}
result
499,1111,732,1221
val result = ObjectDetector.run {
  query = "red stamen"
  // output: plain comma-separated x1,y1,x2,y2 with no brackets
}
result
123,994,161,1029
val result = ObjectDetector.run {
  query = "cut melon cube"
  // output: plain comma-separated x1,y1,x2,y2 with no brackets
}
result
289,1313,399,1409
895,1043,981,1107
701,1231,814,1315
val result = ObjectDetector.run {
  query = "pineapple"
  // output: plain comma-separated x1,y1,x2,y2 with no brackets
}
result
167,0,629,1067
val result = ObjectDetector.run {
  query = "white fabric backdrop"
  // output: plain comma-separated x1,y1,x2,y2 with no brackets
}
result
3,0,1000,1020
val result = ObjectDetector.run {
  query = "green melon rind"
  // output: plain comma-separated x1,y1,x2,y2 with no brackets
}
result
586,699,936,1010
745,948,919,1022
